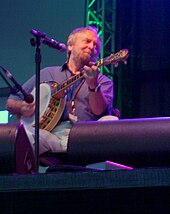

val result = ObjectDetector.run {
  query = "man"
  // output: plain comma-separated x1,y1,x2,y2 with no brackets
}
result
6,26,114,154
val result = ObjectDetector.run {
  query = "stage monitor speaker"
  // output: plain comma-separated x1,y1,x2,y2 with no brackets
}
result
0,123,37,174
67,117,170,168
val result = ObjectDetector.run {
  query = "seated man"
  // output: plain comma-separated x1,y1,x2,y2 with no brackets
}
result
6,26,116,155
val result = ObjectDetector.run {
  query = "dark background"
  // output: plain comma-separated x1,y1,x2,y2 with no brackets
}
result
115,0,170,118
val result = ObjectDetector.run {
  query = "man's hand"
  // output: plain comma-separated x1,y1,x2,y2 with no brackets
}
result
6,99,35,118
83,61,99,89
20,101,35,118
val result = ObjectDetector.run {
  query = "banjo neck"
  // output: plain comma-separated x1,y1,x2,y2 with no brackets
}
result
53,72,84,95
52,49,129,95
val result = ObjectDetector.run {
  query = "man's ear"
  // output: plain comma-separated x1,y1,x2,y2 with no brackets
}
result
67,42,73,52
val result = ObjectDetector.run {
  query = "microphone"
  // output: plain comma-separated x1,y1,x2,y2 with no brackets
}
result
31,29,67,52
0,65,34,104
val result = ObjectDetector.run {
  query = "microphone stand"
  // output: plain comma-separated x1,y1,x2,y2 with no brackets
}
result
30,29,66,172
30,34,44,173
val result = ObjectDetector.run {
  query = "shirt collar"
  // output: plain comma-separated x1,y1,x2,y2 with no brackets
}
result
61,62,68,71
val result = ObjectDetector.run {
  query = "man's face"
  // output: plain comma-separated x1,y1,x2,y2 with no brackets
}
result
68,30,100,64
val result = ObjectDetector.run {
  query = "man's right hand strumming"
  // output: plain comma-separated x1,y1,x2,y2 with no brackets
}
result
6,99,35,118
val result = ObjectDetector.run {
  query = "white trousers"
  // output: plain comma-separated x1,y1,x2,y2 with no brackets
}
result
24,121,72,155
24,115,118,155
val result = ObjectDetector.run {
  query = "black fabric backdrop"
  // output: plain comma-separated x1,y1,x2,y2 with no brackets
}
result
115,0,170,118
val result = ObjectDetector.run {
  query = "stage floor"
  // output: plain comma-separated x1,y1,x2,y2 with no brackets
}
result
0,167,170,213
0,167,170,192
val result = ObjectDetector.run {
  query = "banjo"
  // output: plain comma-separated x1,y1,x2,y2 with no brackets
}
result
21,49,129,131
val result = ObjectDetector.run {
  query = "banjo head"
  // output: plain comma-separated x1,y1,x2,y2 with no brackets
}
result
21,83,51,126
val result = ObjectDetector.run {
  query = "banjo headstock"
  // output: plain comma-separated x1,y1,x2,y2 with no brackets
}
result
96,49,129,67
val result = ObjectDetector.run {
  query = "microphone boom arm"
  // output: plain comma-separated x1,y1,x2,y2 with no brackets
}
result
0,65,34,103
